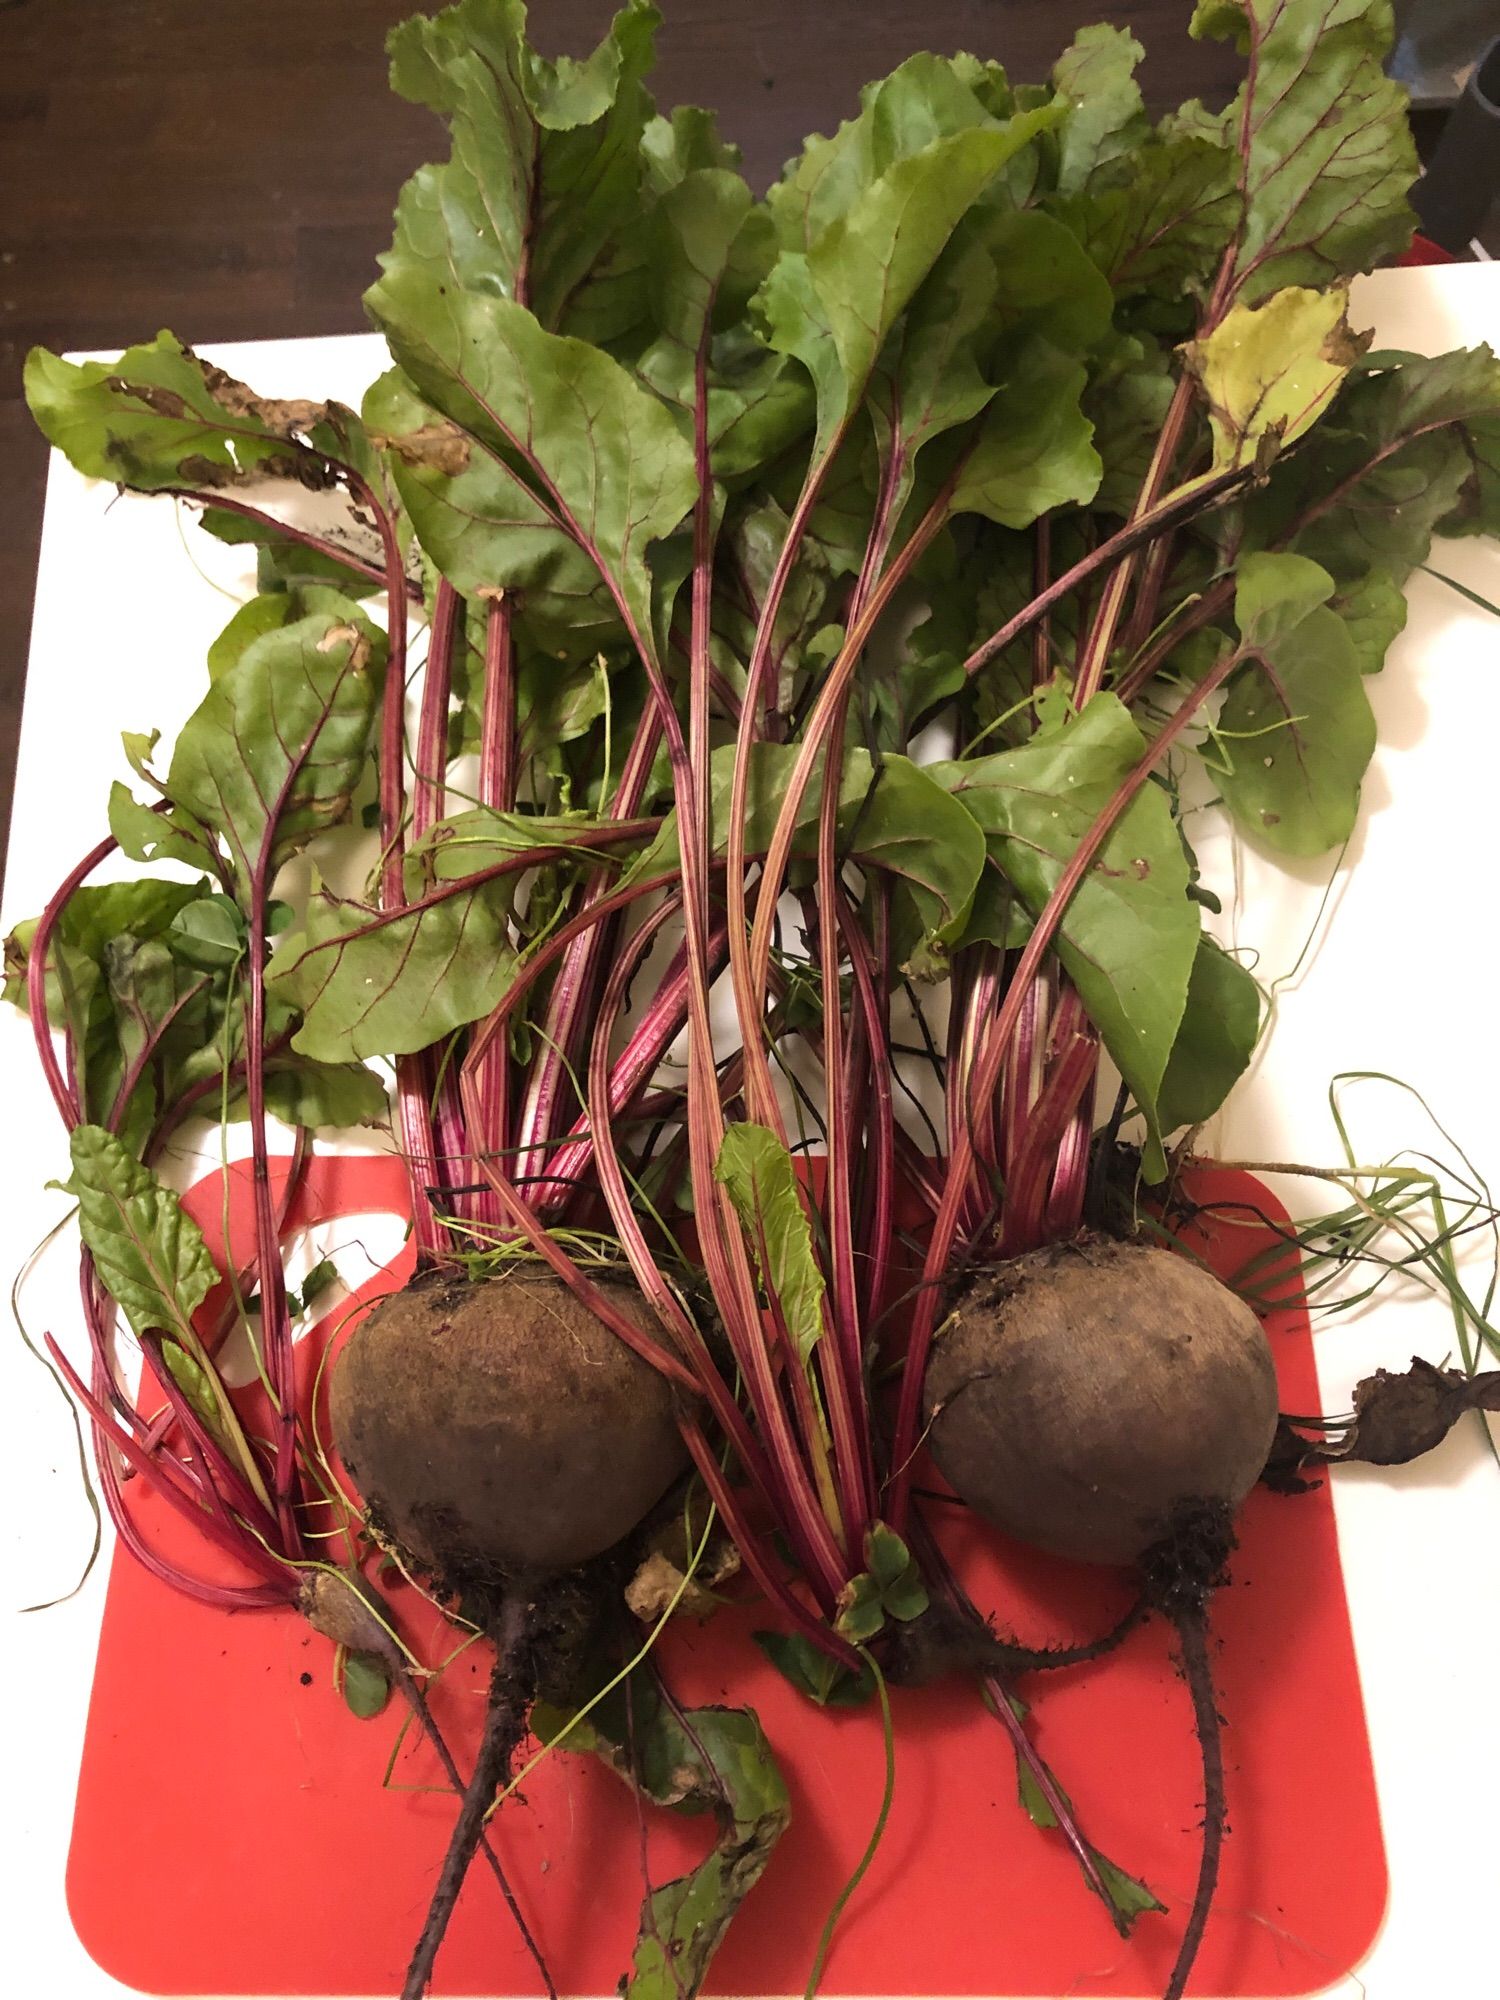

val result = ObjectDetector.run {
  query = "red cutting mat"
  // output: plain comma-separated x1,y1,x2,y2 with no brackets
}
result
66,1160,1384,1997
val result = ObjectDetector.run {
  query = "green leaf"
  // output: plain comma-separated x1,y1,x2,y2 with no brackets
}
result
268,876,519,1065
1184,284,1365,472
872,209,1111,526
23,332,363,496
366,276,698,648
68,1124,218,1341
714,499,834,712
159,1338,220,1427
1092,1851,1167,1926
1234,548,1336,646
165,608,379,899
97,933,228,1148
1085,337,1176,516
198,505,384,597
832,1526,932,1641
1049,23,1149,196
933,695,1198,1148
165,895,245,973
206,586,386,685
107,782,220,874
206,594,302,682
766,53,1000,251
714,1125,828,1364
1054,135,1240,299
949,336,1102,528
4,883,218,1136
1191,0,1418,305
1217,551,1375,855
408,806,639,885
294,1257,341,1316
752,1629,876,1708
634,744,986,977
757,113,1059,459
1240,345,1500,664
365,369,622,662
632,168,812,482
385,0,659,343
341,1650,392,1720
1157,936,1262,1135
864,1523,929,1623
259,1060,389,1131
59,880,206,966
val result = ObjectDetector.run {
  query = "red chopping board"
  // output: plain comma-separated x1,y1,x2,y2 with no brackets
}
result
65,1160,1384,1997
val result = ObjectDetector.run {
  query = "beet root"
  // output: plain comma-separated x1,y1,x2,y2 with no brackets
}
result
331,1266,688,1579
924,1237,1278,1566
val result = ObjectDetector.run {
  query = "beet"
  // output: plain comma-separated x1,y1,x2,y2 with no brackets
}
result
923,1237,1278,1566
331,1265,688,1579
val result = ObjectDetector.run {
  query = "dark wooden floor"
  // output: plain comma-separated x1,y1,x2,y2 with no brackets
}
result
0,1,1254,887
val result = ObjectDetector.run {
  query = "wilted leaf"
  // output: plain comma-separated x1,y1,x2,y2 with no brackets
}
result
23,332,361,495
534,1672,789,2000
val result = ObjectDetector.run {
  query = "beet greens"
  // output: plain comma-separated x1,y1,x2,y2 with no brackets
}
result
10,0,1500,1995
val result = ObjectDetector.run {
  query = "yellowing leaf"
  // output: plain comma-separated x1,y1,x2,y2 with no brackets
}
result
1184,284,1367,470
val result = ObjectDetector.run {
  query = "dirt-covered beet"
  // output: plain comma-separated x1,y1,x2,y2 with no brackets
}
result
924,1237,1278,1566
331,1266,688,1580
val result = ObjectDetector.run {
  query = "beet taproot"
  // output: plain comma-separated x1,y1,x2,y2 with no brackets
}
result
331,1266,688,1579
923,1237,1278,1566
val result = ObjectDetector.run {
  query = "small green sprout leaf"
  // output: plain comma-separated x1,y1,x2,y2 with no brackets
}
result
864,1523,929,1622
834,1572,887,1644
341,1649,393,1721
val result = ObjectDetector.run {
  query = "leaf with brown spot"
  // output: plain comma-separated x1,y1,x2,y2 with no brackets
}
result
24,332,360,495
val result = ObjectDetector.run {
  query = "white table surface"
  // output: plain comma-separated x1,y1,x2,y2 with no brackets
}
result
3,268,1498,1999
